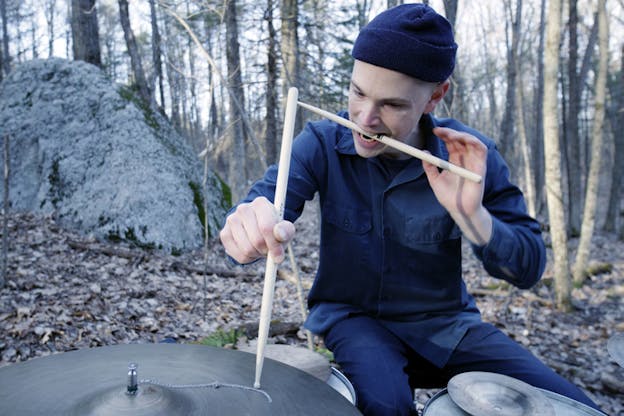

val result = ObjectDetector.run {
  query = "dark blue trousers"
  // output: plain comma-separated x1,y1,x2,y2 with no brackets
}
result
324,315,601,416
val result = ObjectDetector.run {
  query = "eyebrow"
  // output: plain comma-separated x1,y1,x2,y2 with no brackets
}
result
350,79,412,106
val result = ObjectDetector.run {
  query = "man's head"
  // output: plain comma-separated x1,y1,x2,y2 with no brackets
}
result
347,4,456,159
351,3,457,83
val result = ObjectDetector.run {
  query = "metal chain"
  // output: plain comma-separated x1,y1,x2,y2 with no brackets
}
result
138,379,272,403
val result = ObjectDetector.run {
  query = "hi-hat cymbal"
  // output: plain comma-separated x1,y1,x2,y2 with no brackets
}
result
607,332,624,368
0,343,361,415
447,371,555,416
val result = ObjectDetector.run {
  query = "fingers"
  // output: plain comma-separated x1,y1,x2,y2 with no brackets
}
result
219,196,295,264
433,127,487,156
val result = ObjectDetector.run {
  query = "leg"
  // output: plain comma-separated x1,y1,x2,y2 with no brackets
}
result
324,315,417,416
445,322,602,412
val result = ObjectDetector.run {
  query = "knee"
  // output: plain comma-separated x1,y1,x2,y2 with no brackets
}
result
356,385,414,416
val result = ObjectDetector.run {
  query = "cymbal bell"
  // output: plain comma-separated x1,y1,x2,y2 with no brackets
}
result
0,343,361,415
447,371,555,416
607,332,624,368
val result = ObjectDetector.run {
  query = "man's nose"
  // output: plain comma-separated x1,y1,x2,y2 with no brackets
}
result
359,102,382,128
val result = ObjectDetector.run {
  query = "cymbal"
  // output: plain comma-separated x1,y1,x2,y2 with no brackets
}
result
607,332,624,368
447,371,555,416
0,343,361,415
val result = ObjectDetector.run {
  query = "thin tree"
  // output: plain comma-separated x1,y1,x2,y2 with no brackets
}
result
604,44,624,237
70,0,101,67
1,0,11,76
45,0,57,58
515,66,536,217
572,0,608,286
149,0,165,110
440,0,459,117
1,135,8,288
265,0,279,165
225,0,247,199
532,0,546,216
499,0,522,171
118,0,151,105
566,0,582,234
281,0,302,132
543,0,571,311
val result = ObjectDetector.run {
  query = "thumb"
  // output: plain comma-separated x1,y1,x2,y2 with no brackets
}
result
273,221,295,243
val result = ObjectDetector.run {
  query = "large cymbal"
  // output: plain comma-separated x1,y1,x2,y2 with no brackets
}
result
447,371,555,416
607,332,624,368
0,343,361,415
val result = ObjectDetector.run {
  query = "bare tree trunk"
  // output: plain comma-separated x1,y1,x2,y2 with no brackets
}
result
386,0,403,7
533,0,546,216
516,70,536,217
1,0,11,76
573,0,608,286
566,0,582,235
604,44,624,236
45,0,57,58
440,0,459,117
265,0,279,165
543,0,571,311
499,0,521,171
71,0,101,67
164,14,181,129
149,0,165,110
280,0,302,132
1,135,9,288
118,0,151,105
225,0,247,199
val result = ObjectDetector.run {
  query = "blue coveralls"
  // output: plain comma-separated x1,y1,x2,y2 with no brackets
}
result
237,112,601,415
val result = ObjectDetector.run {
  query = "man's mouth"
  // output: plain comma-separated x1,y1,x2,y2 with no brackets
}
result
361,132,376,142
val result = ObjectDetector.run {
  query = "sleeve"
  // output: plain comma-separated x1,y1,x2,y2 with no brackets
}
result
471,145,546,289
226,120,329,224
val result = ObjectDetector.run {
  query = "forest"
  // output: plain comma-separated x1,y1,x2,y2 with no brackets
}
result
0,0,623,413
11,0,617,311
0,0,624,412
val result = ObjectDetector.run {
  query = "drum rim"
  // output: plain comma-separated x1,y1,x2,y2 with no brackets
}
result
328,367,357,406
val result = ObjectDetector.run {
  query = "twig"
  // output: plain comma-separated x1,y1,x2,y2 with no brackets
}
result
286,243,314,350
65,238,259,278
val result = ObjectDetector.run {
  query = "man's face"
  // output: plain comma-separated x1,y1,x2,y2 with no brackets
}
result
347,60,446,159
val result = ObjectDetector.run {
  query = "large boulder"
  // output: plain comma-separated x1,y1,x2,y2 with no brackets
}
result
0,58,229,251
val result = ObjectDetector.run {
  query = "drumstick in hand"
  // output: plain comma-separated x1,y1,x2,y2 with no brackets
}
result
254,87,299,389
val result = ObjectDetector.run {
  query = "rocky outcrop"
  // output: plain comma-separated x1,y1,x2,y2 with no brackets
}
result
0,58,228,251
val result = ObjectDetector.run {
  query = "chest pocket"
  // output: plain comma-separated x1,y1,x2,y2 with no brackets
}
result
324,203,372,234
404,214,461,245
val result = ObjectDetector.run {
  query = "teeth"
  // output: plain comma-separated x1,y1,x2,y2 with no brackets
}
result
361,133,375,142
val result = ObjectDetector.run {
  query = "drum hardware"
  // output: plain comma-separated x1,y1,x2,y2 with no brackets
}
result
126,363,138,395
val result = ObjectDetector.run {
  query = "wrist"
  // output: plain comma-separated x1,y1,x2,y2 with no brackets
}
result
454,206,492,246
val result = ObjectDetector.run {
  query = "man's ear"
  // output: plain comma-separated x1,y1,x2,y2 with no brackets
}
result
424,80,450,113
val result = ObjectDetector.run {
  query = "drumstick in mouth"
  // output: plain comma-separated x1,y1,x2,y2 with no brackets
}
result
297,101,483,184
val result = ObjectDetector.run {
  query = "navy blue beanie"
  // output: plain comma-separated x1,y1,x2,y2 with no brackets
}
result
351,4,457,82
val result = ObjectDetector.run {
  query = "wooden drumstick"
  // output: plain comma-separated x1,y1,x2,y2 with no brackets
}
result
297,101,483,184
254,87,299,389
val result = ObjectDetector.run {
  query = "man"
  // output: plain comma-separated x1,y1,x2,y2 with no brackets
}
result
220,4,601,415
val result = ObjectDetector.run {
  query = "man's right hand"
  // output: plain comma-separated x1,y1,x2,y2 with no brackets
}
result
219,196,296,264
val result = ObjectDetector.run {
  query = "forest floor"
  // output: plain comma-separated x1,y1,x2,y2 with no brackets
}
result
0,207,623,415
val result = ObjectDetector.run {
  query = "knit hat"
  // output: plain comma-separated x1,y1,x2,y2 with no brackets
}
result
351,4,457,82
